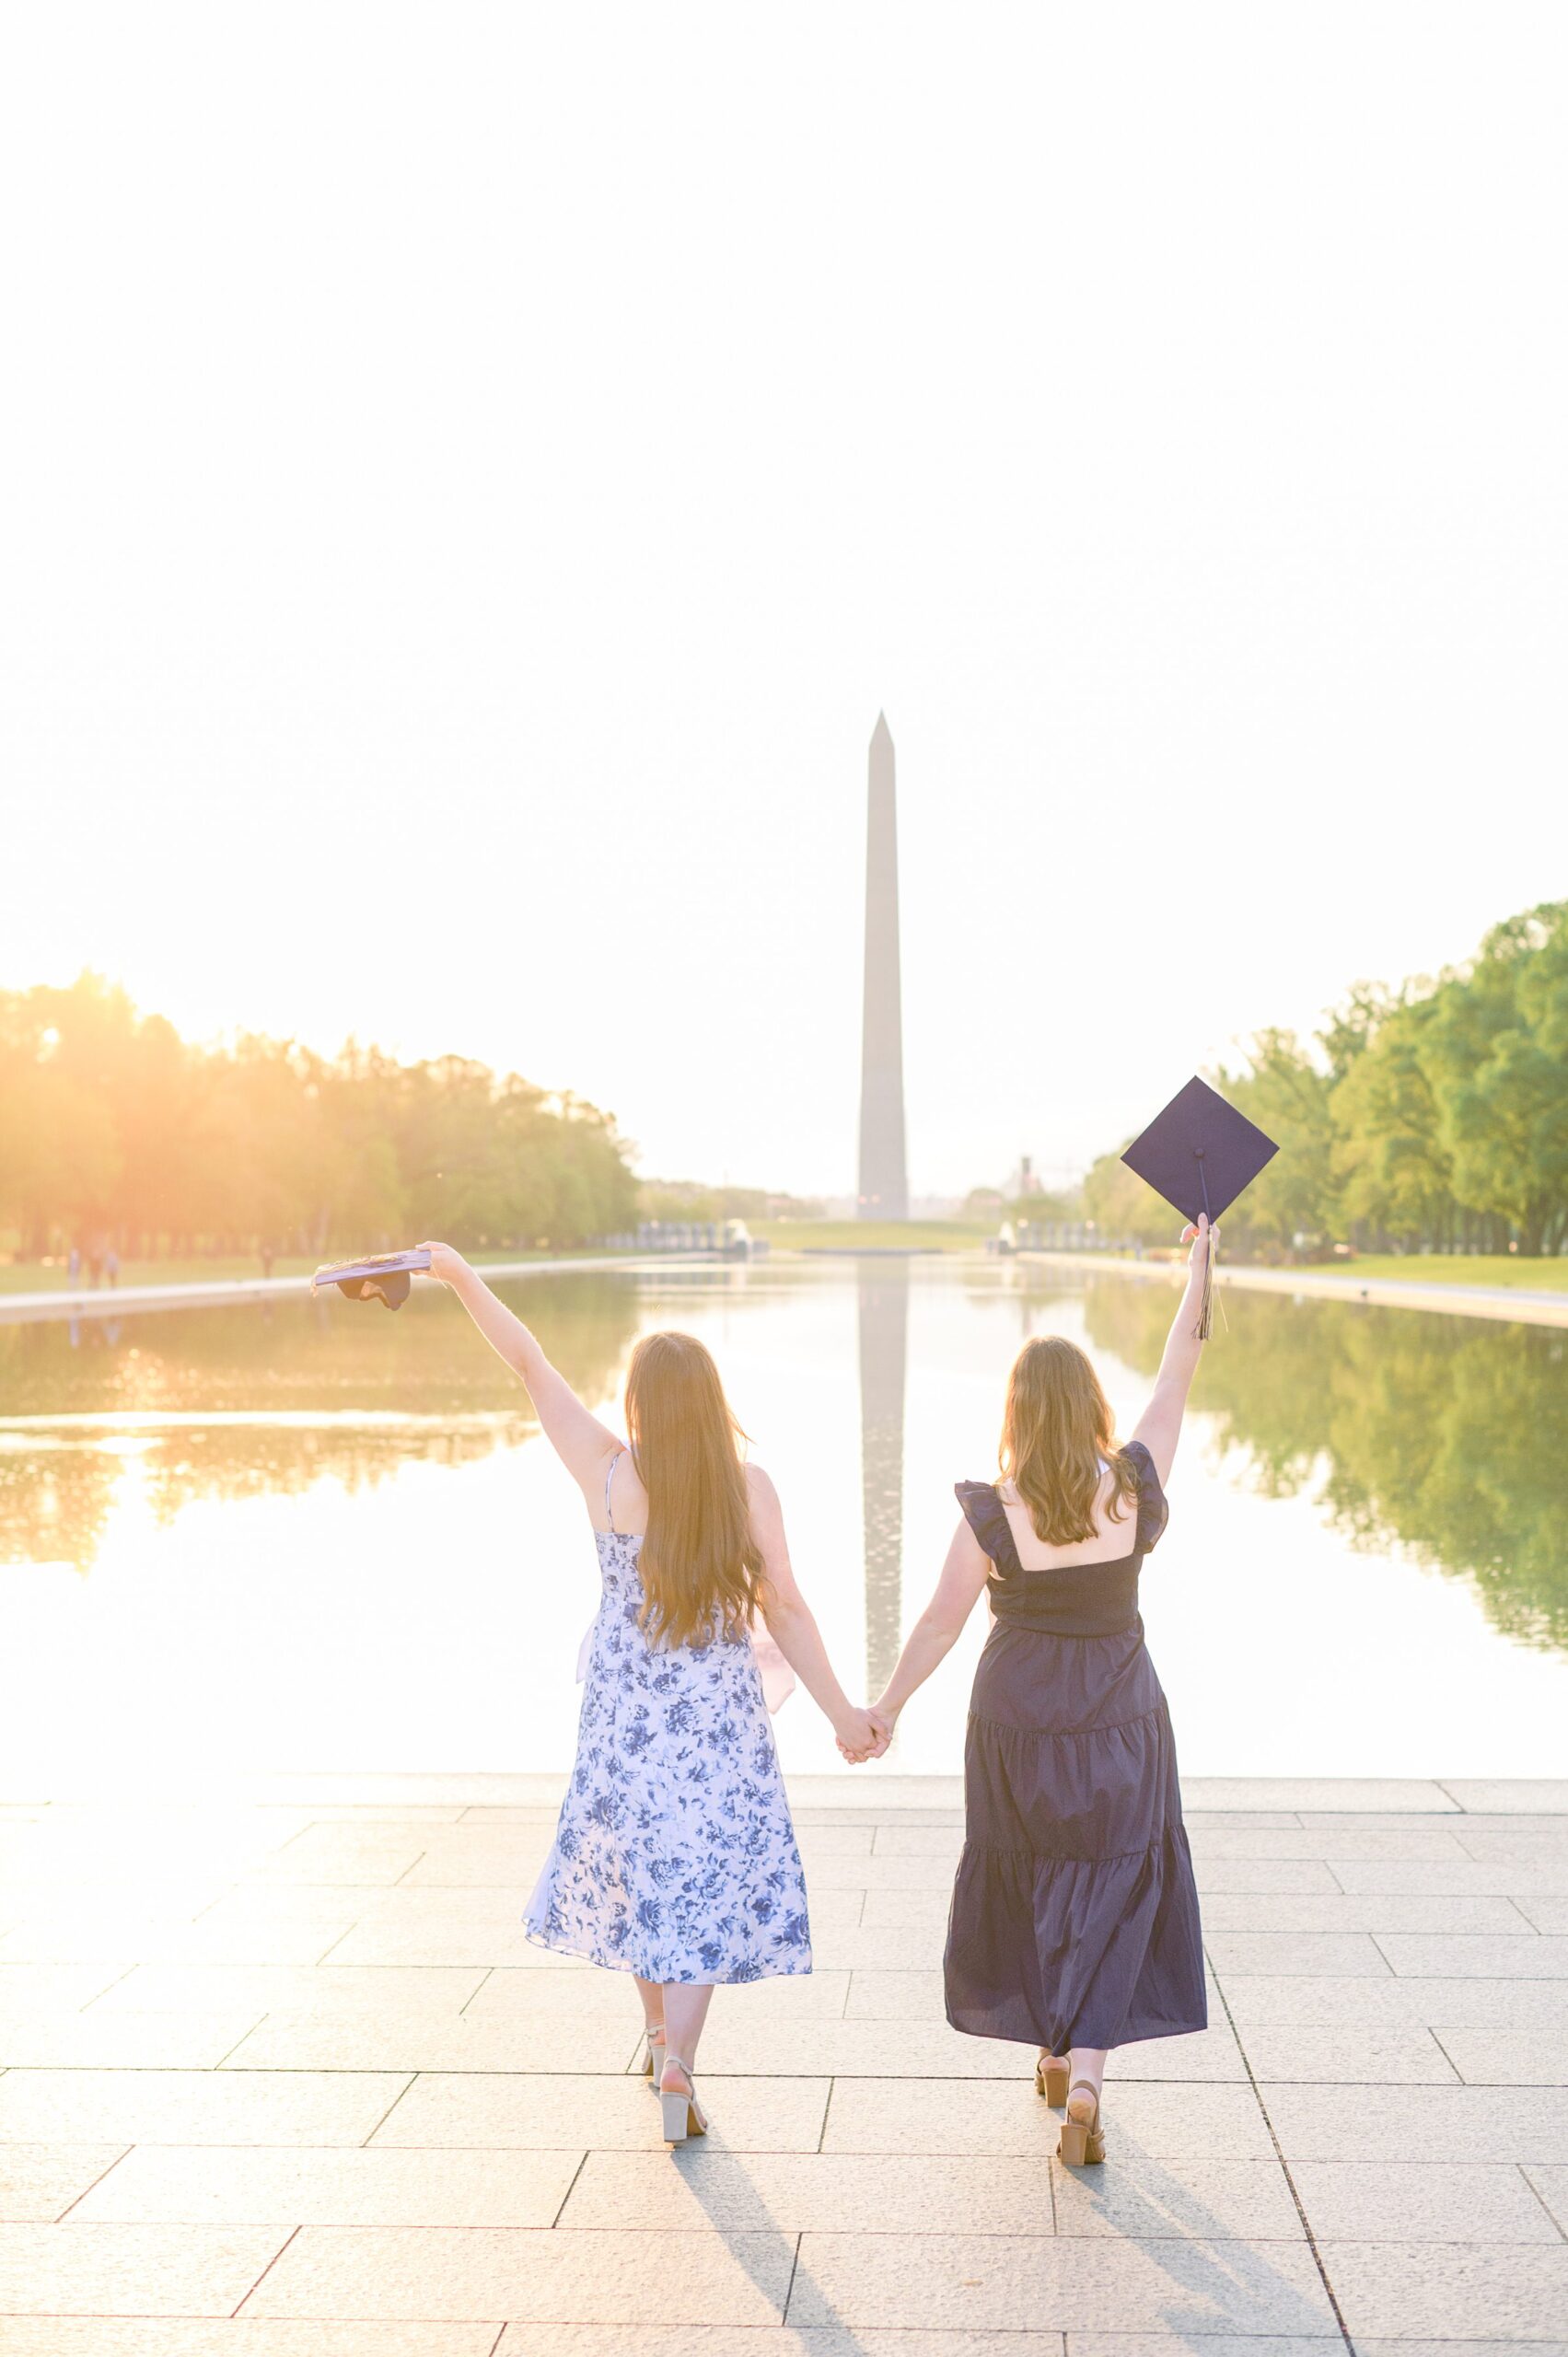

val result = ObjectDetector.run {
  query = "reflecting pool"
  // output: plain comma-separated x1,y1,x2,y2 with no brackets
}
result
2,1259,1564,1781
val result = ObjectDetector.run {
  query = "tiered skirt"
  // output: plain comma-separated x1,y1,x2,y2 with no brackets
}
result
944,1618,1207,2050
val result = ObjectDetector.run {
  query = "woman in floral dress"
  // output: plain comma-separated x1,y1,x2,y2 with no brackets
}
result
420,1245,880,2142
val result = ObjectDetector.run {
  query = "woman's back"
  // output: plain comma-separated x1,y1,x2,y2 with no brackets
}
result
959,1441,1168,1640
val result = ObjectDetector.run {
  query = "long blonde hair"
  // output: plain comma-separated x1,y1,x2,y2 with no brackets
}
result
624,1330,765,1648
1000,1334,1140,1546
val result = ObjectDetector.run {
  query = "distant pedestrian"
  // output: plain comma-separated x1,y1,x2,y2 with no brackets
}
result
67,1245,81,1285
105,1247,120,1288
87,1249,102,1288
261,1241,275,1279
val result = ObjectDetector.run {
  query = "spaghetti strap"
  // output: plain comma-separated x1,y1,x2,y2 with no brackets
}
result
603,1450,623,1532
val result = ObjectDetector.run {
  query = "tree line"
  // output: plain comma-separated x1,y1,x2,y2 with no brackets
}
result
0,975,639,1261
1079,900,1568,1258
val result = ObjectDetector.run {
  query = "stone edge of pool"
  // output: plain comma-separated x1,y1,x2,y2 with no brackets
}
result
4,1771,1566,1813
4,1248,1566,1328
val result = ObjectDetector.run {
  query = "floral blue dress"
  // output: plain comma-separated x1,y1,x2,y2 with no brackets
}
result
523,1454,813,1984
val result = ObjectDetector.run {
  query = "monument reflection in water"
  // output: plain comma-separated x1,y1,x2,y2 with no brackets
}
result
857,1259,909,1699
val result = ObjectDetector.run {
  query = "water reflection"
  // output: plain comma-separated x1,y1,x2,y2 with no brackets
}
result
857,1261,909,1695
4,1257,1568,1778
997,1269,1568,1657
0,1274,638,1570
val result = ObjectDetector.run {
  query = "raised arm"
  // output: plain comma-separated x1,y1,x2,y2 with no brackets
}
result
871,1515,992,1734
1129,1213,1214,1488
420,1242,621,1492
748,1465,878,1759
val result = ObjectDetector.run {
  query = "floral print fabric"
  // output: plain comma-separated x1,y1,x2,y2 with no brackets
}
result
523,1526,813,1983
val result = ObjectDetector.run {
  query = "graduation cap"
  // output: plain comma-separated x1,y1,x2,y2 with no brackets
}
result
1120,1078,1278,1338
311,1248,432,1310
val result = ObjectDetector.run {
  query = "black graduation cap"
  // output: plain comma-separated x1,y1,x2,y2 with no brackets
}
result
1120,1078,1278,1337
1121,1076,1278,1228
311,1248,432,1311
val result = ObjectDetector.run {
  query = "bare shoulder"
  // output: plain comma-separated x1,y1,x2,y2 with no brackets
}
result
744,1459,781,1512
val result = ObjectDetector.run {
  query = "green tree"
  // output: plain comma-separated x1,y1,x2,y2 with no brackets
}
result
1330,999,1452,1249
1214,1030,1335,1254
1422,905,1568,1254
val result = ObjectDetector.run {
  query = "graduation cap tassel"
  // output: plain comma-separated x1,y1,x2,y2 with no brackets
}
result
1192,1157,1226,1341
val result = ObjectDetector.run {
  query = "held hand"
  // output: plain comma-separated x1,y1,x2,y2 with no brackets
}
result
836,1702,896,1764
418,1240,470,1287
833,1705,881,1764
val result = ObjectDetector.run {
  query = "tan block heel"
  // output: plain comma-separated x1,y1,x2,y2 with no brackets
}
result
1058,2084,1105,2167
658,2056,708,2145
643,2028,665,2087
1035,2055,1070,2107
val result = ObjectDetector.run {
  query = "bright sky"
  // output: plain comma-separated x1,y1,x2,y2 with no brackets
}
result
4,6,1563,1198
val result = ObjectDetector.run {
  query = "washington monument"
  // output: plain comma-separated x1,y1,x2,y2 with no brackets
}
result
857,712,909,1220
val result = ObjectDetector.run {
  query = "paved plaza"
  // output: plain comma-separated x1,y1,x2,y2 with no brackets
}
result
2,1772,1566,2352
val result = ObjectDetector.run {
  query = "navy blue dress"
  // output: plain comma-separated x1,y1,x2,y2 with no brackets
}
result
945,1441,1206,2052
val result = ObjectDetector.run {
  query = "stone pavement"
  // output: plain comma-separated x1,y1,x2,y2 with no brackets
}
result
1,1774,1566,2353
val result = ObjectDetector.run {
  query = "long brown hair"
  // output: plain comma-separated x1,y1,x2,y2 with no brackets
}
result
624,1330,765,1648
1000,1334,1140,1546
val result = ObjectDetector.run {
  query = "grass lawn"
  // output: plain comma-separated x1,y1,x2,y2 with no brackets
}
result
754,1218,993,1253
1312,1253,1568,1292
1026,1247,1568,1293
0,1253,321,1294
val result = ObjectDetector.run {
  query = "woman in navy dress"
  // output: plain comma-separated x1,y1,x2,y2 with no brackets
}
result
869,1218,1214,2166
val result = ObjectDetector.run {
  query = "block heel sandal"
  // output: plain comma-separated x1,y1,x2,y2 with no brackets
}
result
658,2056,708,2145
1058,2083,1105,2167
1035,2054,1070,2106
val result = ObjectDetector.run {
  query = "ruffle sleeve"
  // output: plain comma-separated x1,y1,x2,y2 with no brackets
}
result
955,1479,1015,1569
1121,1440,1169,1553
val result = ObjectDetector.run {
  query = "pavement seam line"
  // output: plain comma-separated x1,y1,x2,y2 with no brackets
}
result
229,2220,301,2316
1426,2027,1466,2085
360,2070,420,2147
51,2140,134,2221
482,2327,507,2357
459,1965,495,2017
780,2227,804,2323
75,1964,138,2014
191,1880,244,1922
313,1922,362,1965
1517,2162,1568,2241
1208,1956,1358,2356
550,2146,591,2227
818,2073,836,2154
213,2010,271,2070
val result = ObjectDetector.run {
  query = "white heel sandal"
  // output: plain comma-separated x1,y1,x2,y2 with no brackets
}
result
658,2054,708,2144
643,2026,666,2089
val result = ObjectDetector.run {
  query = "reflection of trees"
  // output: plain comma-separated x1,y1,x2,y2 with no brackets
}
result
0,1274,638,1570
1076,1276,1568,1655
